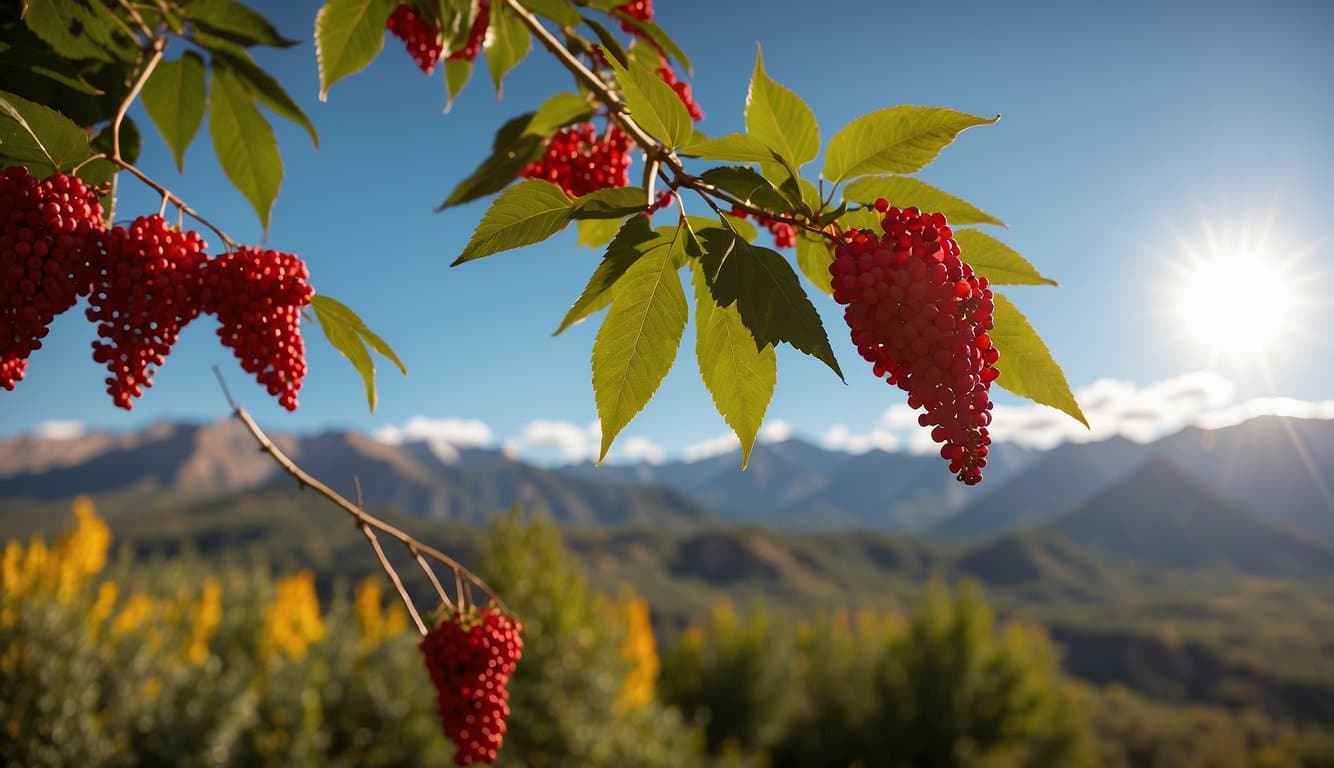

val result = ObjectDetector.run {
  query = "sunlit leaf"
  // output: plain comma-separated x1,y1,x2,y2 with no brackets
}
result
571,186,647,219
212,49,319,147
745,46,818,172
954,230,1056,286
990,292,1087,427
795,232,833,296
311,294,407,412
556,215,663,334
823,106,997,183
141,52,208,171
524,91,594,137
0,89,90,175
843,176,1004,227
454,179,573,265
608,55,692,149
681,133,779,165
485,2,532,96
208,66,283,232
315,0,397,100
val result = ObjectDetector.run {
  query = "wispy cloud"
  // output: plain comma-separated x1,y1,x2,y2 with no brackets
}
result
32,420,86,440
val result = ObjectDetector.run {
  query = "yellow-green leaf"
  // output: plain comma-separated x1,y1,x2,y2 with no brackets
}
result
311,294,407,412
609,55,693,149
823,106,997,183
315,0,396,100
141,53,207,171
954,230,1056,286
208,66,283,233
454,179,574,265
843,176,1004,227
990,293,1087,427
745,46,818,171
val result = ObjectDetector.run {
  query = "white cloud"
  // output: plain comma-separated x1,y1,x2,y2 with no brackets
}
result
502,420,599,463
618,436,666,465
1193,397,1334,430
32,420,86,440
683,432,740,462
820,424,901,454
372,416,494,447
758,419,792,443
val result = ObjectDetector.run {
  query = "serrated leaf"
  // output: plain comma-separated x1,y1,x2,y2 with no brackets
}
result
823,106,998,183
954,230,1056,286
524,91,593,137
697,228,841,378
485,2,531,96
614,15,691,74
315,0,396,100
843,176,1004,227
557,215,662,334
990,293,1087,427
437,113,544,208
22,0,124,63
188,0,299,48
141,53,207,171
608,55,692,149
212,50,319,147
745,46,818,173
0,89,90,175
444,57,473,111
571,186,647,219
576,217,621,249
796,233,833,296
700,166,793,213
592,225,687,461
208,66,283,232
691,259,775,468
524,0,579,27
681,133,779,165
454,179,573,265
311,294,407,412
579,15,627,67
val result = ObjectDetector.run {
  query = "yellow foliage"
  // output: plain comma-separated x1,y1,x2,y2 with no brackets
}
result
615,596,659,710
352,576,408,652
186,577,223,665
112,593,158,639
90,581,119,629
260,570,326,661
1,496,113,618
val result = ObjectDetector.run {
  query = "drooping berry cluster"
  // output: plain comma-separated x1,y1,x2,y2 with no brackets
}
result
448,1,490,63
616,0,652,33
87,215,207,409
730,205,797,249
201,248,313,412
655,55,704,121
830,199,998,484
387,4,444,74
420,607,524,766
0,167,104,390
521,122,633,198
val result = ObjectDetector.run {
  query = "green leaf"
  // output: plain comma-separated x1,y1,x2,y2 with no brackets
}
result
208,66,283,232
694,213,757,244
608,55,692,149
680,133,780,165
576,217,621,249
571,186,647,219
454,179,573,265
556,215,662,334
524,0,580,27
836,207,880,232
953,230,1056,287
823,106,998,183
437,112,544,209
141,52,207,172
691,260,775,468
579,15,627,67
212,50,319,147
745,46,819,173
315,0,397,100
614,16,691,74
700,166,793,213
444,57,473,112
438,0,476,53
696,228,841,378
311,294,407,412
524,91,593,137
485,2,531,96
843,176,1004,227
90,117,140,165
592,223,687,461
0,39,104,95
187,0,299,48
795,233,833,296
990,293,1087,427
22,0,125,63
0,89,90,175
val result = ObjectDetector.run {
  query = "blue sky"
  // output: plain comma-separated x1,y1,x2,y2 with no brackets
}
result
4,0,1333,464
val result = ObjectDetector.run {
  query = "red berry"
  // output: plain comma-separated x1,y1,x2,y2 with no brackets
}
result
616,0,652,34
829,206,998,484
0,166,104,391
200,248,313,411
87,215,206,410
387,4,444,74
729,205,797,250
420,607,523,766
447,1,490,63
521,122,633,198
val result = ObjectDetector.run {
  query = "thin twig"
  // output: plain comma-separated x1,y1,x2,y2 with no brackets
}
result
212,369,509,618
353,479,428,635
113,37,165,166
410,544,455,612
106,156,241,250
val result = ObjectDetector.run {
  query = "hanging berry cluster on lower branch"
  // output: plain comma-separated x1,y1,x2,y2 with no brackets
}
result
1,166,313,411
831,199,999,485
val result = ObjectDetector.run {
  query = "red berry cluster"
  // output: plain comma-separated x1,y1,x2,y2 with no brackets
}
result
0,167,104,391
201,248,313,412
616,0,652,33
448,1,490,63
88,215,207,409
522,122,633,198
830,199,998,485
655,55,704,121
730,205,797,249
387,4,444,74
420,607,524,766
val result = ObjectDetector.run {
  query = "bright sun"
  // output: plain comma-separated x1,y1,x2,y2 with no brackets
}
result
1170,217,1311,363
